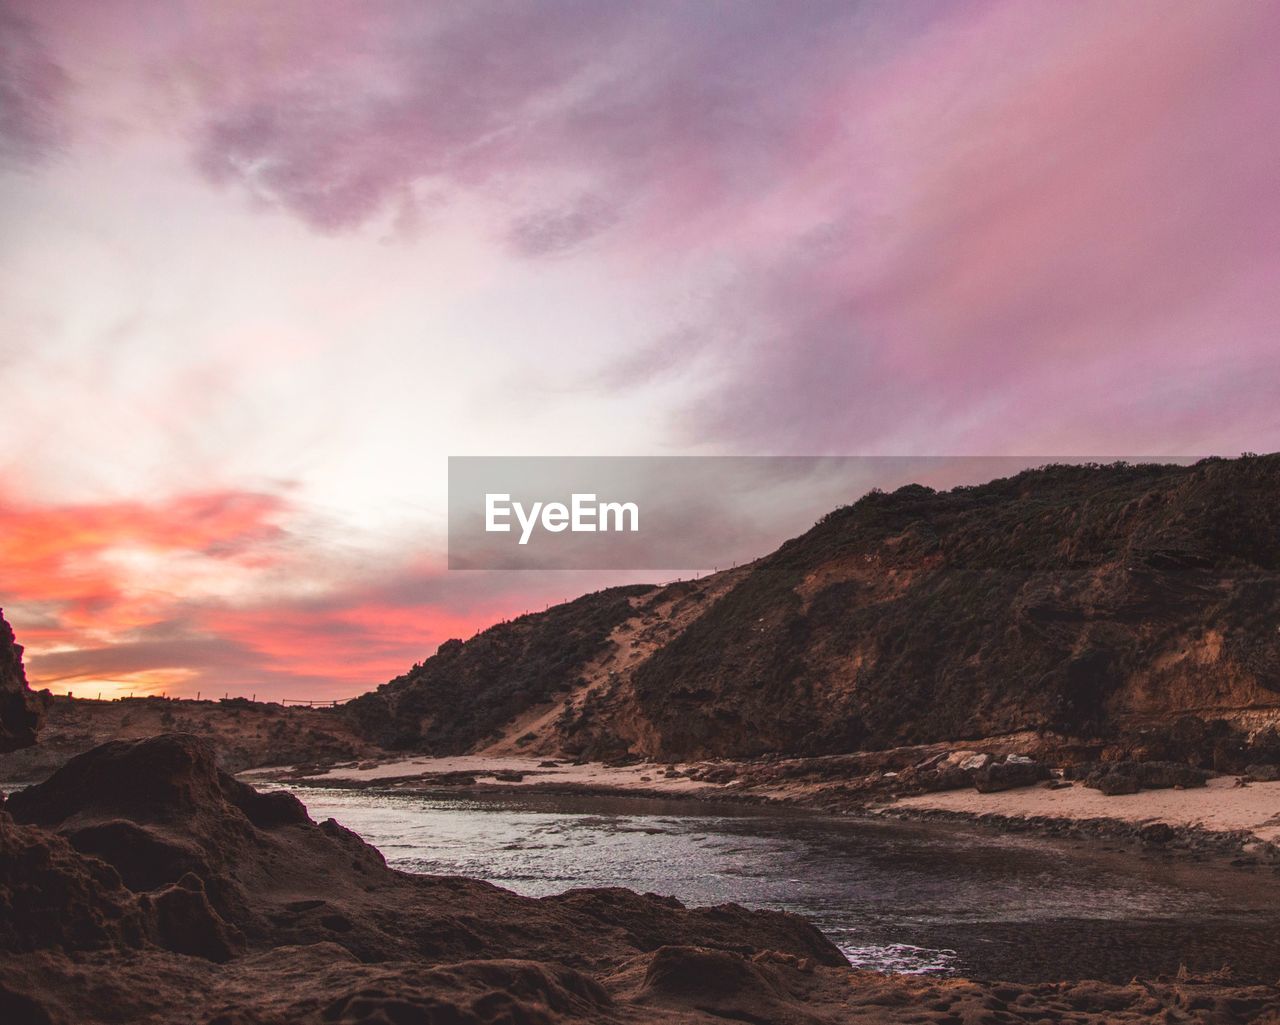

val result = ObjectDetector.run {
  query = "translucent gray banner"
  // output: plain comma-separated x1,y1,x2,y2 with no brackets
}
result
447,456,1199,570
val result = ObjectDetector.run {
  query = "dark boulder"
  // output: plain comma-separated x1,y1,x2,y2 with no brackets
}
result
1089,771,1142,796
972,759,1052,793
1081,760,1211,795
1138,822,1177,845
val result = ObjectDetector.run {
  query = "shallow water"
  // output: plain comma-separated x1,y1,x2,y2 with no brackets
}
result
281,786,1280,982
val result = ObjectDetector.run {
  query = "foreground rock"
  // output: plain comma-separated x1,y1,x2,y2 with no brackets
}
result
3,734,1278,1024
0,611,46,754
0,733,836,1024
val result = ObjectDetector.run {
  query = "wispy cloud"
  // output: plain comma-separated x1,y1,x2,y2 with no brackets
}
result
150,1,1280,454
0,8,71,167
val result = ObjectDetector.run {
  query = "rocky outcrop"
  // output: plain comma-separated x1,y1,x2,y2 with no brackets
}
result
0,610,46,753
0,733,852,1024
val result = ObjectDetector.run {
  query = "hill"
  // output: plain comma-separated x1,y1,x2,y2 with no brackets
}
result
347,455,1280,763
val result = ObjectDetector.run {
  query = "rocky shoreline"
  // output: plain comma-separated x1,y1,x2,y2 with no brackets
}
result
6,733,1280,1024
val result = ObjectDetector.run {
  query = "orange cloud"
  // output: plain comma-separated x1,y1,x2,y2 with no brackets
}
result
0,488,527,700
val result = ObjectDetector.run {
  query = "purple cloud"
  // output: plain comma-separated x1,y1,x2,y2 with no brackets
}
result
0,9,71,167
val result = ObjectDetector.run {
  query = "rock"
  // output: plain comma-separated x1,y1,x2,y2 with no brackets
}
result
424,771,478,785
537,760,560,768
1082,761,1211,795
1245,763,1280,782
972,760,1051,793
1136,762,1212,789
918,765,971,792
492,770,525,782
318,959,614,1024
0,808,146,953
0,612,47,754
951,752,992,772
629,945,826,1024
140,872,245,962
2,734,848,1019
1138,822,1176,845
1088,771,1143,796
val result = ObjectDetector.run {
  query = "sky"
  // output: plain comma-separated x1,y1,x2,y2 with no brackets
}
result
2,0,1278,700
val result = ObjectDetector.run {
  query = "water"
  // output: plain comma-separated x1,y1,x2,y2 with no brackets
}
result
280,786,1280,982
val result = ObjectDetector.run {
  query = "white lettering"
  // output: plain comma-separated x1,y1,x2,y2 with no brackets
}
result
486,493,511,532
542,502,569,532
485,494,638,544
571,493,597,531
599,501,639,532
514,500,543,545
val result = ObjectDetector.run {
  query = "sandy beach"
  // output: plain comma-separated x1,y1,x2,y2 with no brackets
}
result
242,753,716,795
888,775,1280,843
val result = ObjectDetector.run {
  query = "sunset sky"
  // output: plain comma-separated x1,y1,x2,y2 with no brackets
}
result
2,1,1278,700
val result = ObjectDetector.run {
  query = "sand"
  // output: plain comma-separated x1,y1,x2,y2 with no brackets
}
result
244,756,1280,846
889,775,1280,843
242,753,717,794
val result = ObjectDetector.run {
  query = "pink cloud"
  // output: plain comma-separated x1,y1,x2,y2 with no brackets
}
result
0,7,71,167
98,0,1275,455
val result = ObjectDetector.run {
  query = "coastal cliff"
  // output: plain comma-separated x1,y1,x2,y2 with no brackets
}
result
349,455,1280,763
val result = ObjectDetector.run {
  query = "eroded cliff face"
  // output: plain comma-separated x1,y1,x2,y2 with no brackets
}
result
0,610,46,753
352,455,1280,762
629,456,1280,758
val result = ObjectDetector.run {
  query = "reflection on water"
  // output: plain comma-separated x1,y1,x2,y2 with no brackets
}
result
280,786,1280,982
